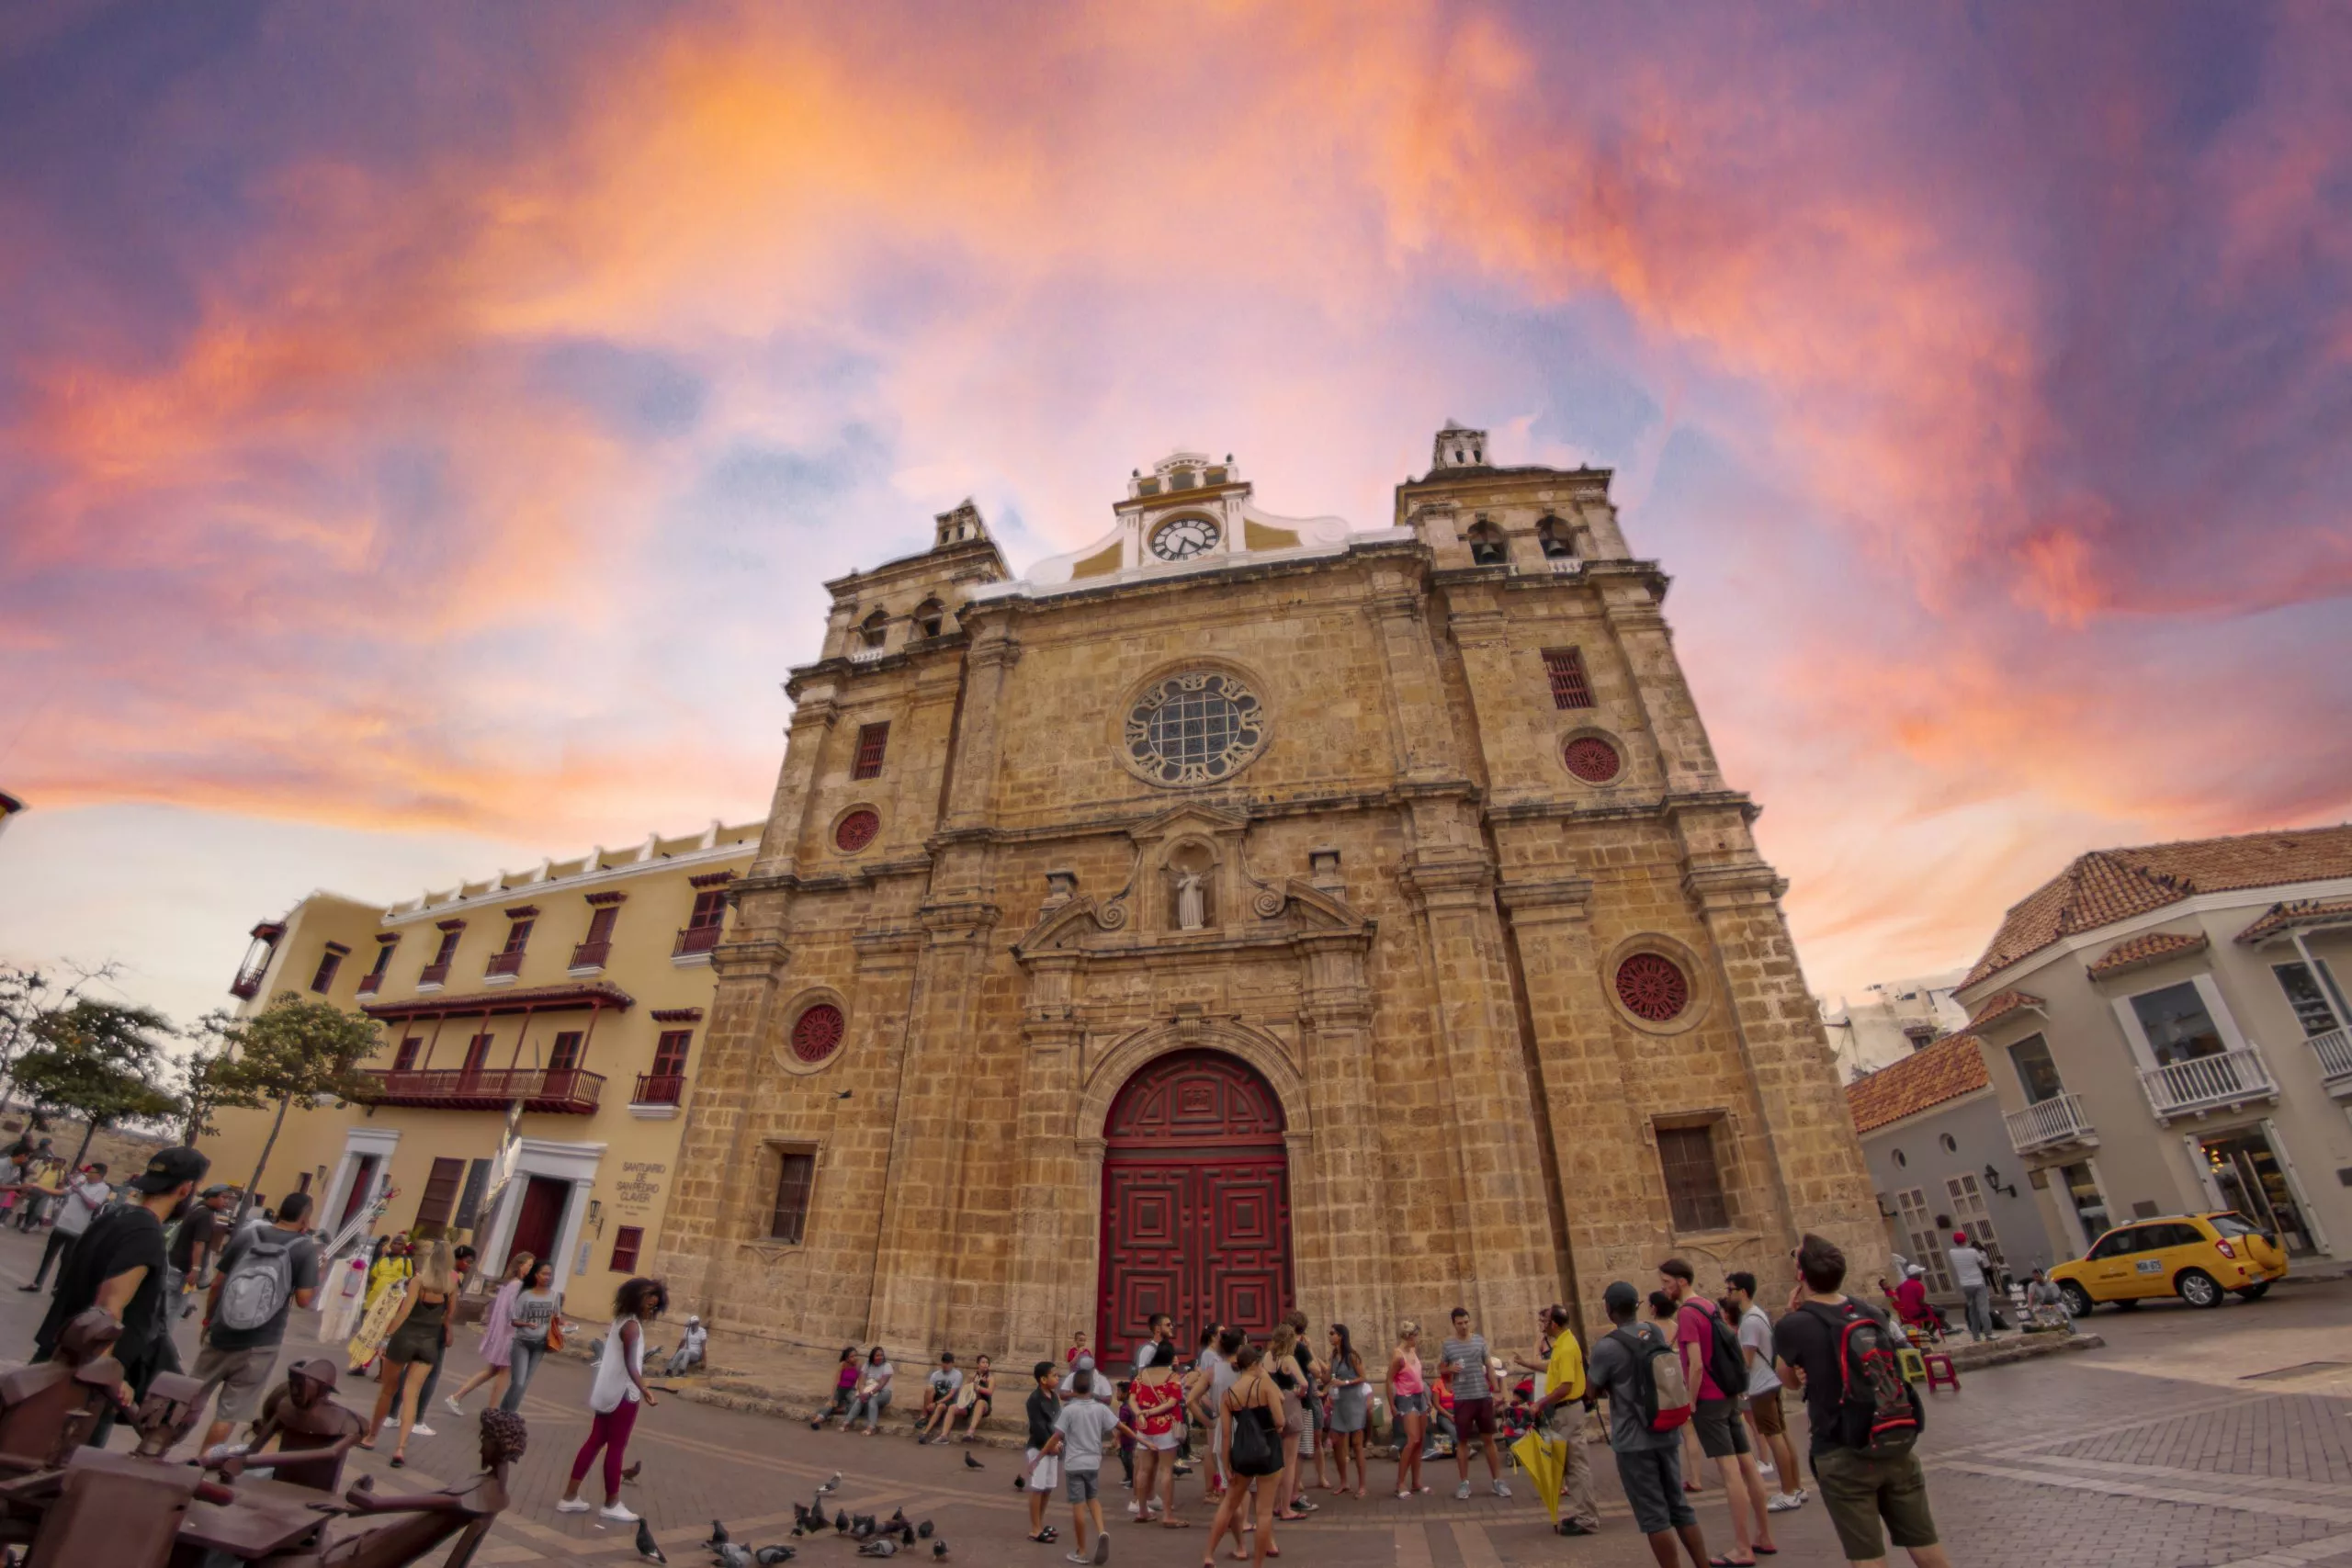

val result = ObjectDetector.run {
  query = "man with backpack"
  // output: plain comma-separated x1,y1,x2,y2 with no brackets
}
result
1661,1258,1774,1561
1773,1234,1950,1568
1587,1281,1713,1568
193,1190,322,1459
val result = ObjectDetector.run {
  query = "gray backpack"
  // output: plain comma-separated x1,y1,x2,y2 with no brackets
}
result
217,1230,297,1332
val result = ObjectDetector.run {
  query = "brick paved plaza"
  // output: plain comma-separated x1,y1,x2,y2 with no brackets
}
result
8,1226,2350,1568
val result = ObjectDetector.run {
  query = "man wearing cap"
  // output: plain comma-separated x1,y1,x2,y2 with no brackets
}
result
666,1314,709,1378
168,1184,237,1319
32,1144,209,1448
1587,1280,1713,1568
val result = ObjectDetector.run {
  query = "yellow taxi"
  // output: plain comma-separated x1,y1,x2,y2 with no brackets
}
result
2050,1211,2289,1314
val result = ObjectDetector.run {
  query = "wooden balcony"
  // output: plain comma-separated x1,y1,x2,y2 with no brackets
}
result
2003,1091,2098,1156
673,924,722,958
418,961,452,987
358,1066,604,1114
356,971,382,996
2309,1027,2352,1099
632,1073,687,1107
2138,1044,2278,1123
230,969,266,999
485,949,525,977
569,939,612,972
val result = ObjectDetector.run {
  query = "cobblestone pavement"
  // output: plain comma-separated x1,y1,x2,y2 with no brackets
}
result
5,1225,2350,1567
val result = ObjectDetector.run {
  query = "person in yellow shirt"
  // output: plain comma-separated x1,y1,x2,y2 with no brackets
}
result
1532,1303,1599,1536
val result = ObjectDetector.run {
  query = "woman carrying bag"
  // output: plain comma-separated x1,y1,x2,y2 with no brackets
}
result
1202,1344,1285,1568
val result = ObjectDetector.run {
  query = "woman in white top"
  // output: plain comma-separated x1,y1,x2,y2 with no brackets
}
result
555,1276,663,1523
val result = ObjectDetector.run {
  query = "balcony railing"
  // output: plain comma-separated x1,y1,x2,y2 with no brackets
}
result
673,924,722,958
632,1072,687,1107
358,1066,604,1114
418,961,452,987
569,939,611,972
2138,1044,2278,1122
2309,1027,2352,1098
356,971,382,996
2004,1091,2098,1156
230,968,266,999
485,950,525,977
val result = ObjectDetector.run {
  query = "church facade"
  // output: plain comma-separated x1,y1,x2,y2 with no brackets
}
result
657,427,1879,1362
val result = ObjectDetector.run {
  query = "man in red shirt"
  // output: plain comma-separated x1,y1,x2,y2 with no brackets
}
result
1660,1258,1772,1563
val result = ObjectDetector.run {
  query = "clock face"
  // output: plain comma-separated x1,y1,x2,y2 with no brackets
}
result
1149,517,1220,561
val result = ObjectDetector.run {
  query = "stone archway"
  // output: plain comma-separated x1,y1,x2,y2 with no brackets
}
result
1094,1049,1295,1367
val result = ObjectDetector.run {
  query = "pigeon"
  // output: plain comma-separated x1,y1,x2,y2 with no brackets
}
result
962,1452,983,1470
850,1513,877,1540
708,1522,731,1548
789,1504,808,1530
932,1543,948,1562
917,1521,933,1540
636,1517,668,1564
855,1542,898,1560
834,1511,849,1534
621,1461,643,1483
817,1472,842,1494
755,1550,797,1566
882,1508,910,1534
712,1546,752,1568
899,1525,915,1548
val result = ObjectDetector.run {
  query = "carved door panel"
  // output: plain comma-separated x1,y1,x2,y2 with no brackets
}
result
1095,1049,1294,1365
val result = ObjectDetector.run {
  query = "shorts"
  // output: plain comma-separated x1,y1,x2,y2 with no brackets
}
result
1613,1444,1697,1536
1812,1445,1939,1562
194,1343,281,1423
1693,1397,1752,1459
1747,1386,1787,1438
1142,1430,1180,1452
1392,1392,1429,1416
1025,1450,1061,1494
1453,1395,1496,1438
1065,1468,1101,1504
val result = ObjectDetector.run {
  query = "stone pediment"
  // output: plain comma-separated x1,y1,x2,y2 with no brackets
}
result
1012,874,1369,964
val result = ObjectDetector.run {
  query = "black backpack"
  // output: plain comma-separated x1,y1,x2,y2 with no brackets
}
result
1688,1298,1747,1402
1799,1299,1921,1459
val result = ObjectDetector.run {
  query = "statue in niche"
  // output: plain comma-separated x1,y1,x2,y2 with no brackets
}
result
1175,871,1206,931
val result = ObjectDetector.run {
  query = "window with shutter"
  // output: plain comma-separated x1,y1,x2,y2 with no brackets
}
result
454,1158,492,1232
310,945,347,993
852,722,890,780
651,1030,692,1077
548,1031,584,1071
1542,649,1595,709
770,1148,817,1244
414,1156,467,1228
609,1225,644,1273
686,891,728,931
1657,1123,1730,1232
393,1036,423,1071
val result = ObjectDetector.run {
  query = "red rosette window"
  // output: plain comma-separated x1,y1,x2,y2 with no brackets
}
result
1563,736,1622,784
835,809,880,852
790,1003,845,1065
1615,953,1690,1022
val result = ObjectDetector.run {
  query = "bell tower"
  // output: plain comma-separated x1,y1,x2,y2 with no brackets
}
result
1430,420,1488,471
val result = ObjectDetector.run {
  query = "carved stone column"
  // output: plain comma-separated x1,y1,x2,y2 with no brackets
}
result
1004,951,1085,1360
662,933,786,1314
1593,579,1726,796
1294,932,1388,1336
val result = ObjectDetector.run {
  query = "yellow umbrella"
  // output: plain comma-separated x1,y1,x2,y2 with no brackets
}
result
1511,1428,1567,1523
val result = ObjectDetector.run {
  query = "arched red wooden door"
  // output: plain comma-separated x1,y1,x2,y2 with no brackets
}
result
1096,1050,1293,1368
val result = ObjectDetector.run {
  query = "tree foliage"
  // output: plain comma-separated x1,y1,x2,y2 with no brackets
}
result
176,1016,266,1146
11,1000,185,1162
209,992,380,1220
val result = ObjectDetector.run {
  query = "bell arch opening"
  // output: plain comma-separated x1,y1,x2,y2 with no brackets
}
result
1094,1049,1294,1368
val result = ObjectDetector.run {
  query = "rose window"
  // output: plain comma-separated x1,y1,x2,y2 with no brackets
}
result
1125,671,1266,786
1563,736,1622,784
790,1003,846,1064
1615,953,1690,1022
835,809,879,852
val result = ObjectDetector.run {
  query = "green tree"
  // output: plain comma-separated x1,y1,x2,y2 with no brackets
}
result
11,999,185,1169
212,993,379,1224
176,1015,265,1146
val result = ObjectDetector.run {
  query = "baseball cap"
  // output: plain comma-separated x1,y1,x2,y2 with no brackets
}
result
199,1184,236,1200
129,1146,210,1194
1602,1280,1641,1315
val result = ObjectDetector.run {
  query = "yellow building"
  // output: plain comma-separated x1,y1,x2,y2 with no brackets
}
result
203,820,759,1318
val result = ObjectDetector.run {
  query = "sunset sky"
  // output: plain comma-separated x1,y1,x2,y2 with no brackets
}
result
2,2,2346,1033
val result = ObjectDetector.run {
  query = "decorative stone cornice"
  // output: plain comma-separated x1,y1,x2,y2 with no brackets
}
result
1681,862,1789,906
1496,876,1596,916
709,937,787,976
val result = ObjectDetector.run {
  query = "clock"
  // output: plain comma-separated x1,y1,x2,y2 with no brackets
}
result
1149,516,1220,561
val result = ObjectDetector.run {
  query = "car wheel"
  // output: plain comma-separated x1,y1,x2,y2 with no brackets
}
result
2177,1269,2223,1308
2058,1281,2094,1318
2234,1281,2272,1302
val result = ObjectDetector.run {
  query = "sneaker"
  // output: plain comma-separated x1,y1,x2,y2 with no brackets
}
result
1454,1482,1472,1500
1491,1479,1510,1499
1555,1520,1596,1537
1396,1489,1410,1500
411,1423,437,1438
380,1416,397,1429
1065,1554,1091,1565
1126,1502,1142,1517
1768,1491,1803,1512
1091,1537,1110,1565
554,1498,591,1514
599,1503,640,1523
443,1395,465,1417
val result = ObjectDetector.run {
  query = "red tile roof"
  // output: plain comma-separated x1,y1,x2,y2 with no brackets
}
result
1963,825,2352,986
1964,988,2044,1031
2086,929,2209,979
2237,895,2352,945
1846,1033,1989,1135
